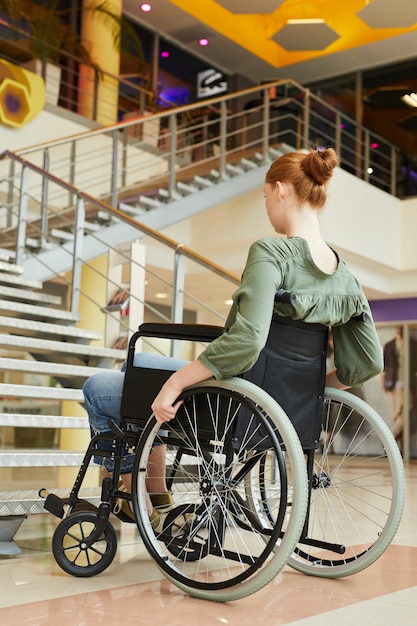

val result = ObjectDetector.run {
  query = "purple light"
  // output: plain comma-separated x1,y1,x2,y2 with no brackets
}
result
161,51,170,58
140,3,152,12
370,142,379,149
198,38,209,47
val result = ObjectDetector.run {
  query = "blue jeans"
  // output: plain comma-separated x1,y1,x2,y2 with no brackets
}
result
82,353,188,474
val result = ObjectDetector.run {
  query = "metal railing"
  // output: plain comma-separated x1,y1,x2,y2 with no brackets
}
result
10,78,404,205
0,150,240,355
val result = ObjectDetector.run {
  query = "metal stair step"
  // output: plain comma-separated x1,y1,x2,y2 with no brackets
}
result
240,157,259,170
0,261,23,275
0,299,80,324
0,285,61,305
0,449,86,467
226,163,244,176
270,144,292,157
177,181,198,195
50,228,75,242
0,315,102,342
118,202,146,216
0,334,125,365
0,272,43,290
0,357,104,380
138,194,162,209
193,175,214,188
0,382,84,402
83,220,102,232
0,488,100,516
0,413,89,428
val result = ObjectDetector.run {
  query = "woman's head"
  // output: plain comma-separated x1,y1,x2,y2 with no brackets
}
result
265,148,339,209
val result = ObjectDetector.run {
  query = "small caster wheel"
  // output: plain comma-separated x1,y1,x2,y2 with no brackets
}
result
52,510,117,577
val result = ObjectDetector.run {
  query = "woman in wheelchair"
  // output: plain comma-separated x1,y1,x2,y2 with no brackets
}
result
82,147,383,528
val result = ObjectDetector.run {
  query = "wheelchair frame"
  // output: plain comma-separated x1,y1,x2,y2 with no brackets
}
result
41,316,406,602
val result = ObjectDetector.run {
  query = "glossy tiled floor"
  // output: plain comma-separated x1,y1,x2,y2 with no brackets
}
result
1,463,416,626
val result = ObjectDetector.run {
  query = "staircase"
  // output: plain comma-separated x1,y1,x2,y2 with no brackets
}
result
117,149,273,217
4,78,399,287
0,254,125,553
19,145,287,287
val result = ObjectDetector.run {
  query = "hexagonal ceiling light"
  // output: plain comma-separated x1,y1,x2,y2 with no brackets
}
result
272,19,340,51
357,0,417,28
216,0,286,14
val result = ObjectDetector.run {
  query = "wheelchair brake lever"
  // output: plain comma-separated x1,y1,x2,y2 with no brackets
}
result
107,418,127,439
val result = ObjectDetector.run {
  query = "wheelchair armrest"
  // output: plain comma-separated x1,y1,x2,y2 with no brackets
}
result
137,322,225,342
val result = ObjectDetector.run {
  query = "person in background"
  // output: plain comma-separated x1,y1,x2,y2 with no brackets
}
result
383,326,404,452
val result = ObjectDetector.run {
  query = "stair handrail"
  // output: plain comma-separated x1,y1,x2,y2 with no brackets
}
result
14,79,306,155
9,77,404,206
0,149,240,319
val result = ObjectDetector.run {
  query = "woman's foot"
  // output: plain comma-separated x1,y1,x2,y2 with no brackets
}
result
150,492,174,510
112,480,163,530
149,509,162,531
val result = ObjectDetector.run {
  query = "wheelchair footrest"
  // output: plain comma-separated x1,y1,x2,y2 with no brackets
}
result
39,490,66,519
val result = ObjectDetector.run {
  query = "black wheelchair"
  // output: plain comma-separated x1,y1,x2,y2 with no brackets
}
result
41,293,405,602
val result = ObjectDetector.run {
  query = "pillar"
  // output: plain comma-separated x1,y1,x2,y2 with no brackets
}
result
77,0,122,124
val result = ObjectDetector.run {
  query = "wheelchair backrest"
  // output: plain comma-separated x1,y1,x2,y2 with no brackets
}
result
239,315,328,449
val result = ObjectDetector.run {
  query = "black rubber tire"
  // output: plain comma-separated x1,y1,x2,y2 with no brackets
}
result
52,510,117,577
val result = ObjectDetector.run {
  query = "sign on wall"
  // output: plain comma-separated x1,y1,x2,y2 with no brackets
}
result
197,69,228,99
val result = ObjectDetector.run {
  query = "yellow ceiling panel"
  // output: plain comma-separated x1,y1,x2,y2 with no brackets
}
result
170,0,417,69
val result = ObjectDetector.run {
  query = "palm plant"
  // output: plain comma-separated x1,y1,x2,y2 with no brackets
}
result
0,0,144,68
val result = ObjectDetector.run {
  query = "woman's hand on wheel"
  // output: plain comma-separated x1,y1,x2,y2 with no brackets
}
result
151,378,183,424
151,359,213,424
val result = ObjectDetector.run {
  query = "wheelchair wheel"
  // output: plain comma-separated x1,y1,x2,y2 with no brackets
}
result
52,511,117,577
287,387,405,577
131,377,308,602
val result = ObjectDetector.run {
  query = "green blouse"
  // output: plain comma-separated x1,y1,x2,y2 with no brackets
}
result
198,237,383,387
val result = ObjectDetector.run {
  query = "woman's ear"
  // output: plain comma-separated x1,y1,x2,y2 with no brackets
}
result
276,180,287,199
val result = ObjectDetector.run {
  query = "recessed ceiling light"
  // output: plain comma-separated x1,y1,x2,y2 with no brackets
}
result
198,38,210,47
402,93,417,107
155,292,168,299
140,3,152,12
286,18,325,25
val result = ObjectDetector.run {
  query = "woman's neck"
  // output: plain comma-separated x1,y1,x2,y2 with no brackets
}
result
285,205,323,243
285,208,338,274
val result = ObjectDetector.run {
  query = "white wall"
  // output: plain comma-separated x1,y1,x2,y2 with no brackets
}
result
0,109,92,153
160,167,417,298
323,168,403,270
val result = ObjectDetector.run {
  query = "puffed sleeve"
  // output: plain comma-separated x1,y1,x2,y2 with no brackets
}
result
331,304,383,386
